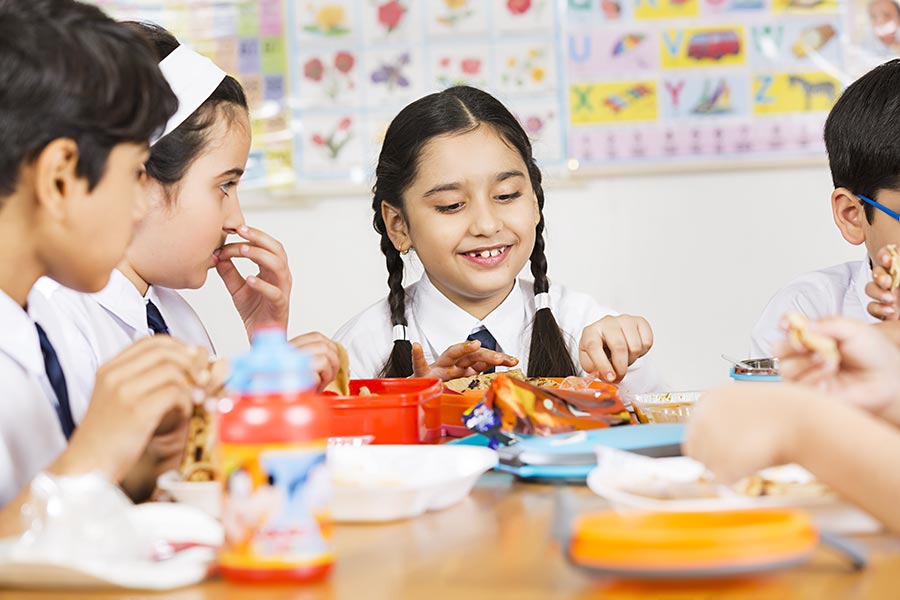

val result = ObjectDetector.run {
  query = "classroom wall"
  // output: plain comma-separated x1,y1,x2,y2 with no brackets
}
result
181,162,861,391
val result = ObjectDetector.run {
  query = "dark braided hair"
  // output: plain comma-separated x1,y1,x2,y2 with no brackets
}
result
373,85,577,378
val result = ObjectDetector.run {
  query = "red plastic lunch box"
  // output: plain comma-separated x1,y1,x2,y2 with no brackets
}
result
326,378,443,444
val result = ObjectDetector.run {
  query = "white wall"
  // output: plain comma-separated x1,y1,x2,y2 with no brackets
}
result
181,162,861,390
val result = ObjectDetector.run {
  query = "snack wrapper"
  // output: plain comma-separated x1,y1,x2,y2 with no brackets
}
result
12,472,151,565
463,374,630,447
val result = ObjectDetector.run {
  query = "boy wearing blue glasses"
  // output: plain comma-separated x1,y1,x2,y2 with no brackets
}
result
750,60,900,357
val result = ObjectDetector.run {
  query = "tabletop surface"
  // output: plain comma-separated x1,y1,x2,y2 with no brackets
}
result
2,473,899,600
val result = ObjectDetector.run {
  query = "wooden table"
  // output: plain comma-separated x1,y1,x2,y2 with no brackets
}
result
3,473,900,600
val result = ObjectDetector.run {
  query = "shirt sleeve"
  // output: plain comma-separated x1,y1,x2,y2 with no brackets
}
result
749,283,832,359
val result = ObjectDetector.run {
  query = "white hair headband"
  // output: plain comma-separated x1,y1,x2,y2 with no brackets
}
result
151,44,227,146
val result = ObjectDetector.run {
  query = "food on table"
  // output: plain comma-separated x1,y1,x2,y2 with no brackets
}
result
445,369,560,393
734,474,833,499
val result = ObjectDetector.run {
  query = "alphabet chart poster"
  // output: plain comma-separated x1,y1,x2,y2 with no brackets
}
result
566,0,847,167
92,0,293,189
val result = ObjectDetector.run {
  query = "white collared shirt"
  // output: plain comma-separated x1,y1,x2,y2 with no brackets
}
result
749,260,878,358
0,287,73,506
334,276,662,395
34,270,214,421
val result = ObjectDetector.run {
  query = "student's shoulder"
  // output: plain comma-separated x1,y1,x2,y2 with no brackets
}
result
334,280,423,343
765,261,862,316
538,280,620,328
334,295,393,344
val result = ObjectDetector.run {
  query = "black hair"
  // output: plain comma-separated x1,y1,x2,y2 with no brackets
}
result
0,0,177,198
824,58,900,224
121,21,248,196
373,85,578,378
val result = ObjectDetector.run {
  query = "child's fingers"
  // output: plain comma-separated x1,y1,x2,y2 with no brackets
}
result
866,280,895,306
412,343,430,377
601,327,630,379
637,318,654,349
235,225,288,259
217,244,287,282
215,258,246,296
245,275,286,306
438,341,482,365
868,300,896,320
873,266,893,291
455,349,517,370
778,355,821,381
621,323,646,364
878,246,894,269
579,342,615,382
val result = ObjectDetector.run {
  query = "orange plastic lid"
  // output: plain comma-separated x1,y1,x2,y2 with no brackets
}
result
570,509,818,572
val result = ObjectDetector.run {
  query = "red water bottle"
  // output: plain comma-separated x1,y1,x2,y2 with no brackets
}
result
217,326,333,582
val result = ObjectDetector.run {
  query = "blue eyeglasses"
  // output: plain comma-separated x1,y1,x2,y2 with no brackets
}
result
858,193,900,222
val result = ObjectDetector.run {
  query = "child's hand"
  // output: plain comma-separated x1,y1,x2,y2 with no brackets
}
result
866,245,900,320
684,384,809,483
214,225,292,339
66,336,207,484
776,317,900,424
411,341,518,381
289,332,340,391
579,315,653,383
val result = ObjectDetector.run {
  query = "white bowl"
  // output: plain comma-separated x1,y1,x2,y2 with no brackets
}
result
328,445,498,522
156,471,222,520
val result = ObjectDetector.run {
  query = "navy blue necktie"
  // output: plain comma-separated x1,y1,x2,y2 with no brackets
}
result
466,328,498,374
146,299,170,335
35,323,76,440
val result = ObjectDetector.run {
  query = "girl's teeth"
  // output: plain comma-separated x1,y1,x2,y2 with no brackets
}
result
468,247,505,258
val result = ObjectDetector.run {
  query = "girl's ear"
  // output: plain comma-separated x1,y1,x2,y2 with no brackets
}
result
33,138,85,222
381,200,412,252
832,187,867,246
532,190,541,227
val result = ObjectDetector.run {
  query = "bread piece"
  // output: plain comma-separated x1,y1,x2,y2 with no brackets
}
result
785,312,840,365
323,342,350,396
180,403,217,482
887,244,900,291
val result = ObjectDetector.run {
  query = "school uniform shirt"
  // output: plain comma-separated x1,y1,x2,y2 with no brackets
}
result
334,275,663,395
749,260,878,358
33,269,214,422
0,287,77,506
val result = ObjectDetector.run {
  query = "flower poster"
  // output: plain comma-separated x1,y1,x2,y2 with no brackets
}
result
289,0,567,182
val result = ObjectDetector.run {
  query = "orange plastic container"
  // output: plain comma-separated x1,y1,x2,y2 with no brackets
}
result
327,378,442,444
569,509,818,577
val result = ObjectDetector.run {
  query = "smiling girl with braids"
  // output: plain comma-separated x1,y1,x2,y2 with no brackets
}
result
335,86,661,391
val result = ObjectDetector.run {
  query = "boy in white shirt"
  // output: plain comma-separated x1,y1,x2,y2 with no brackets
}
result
0,0,210,535
750,60,900,357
